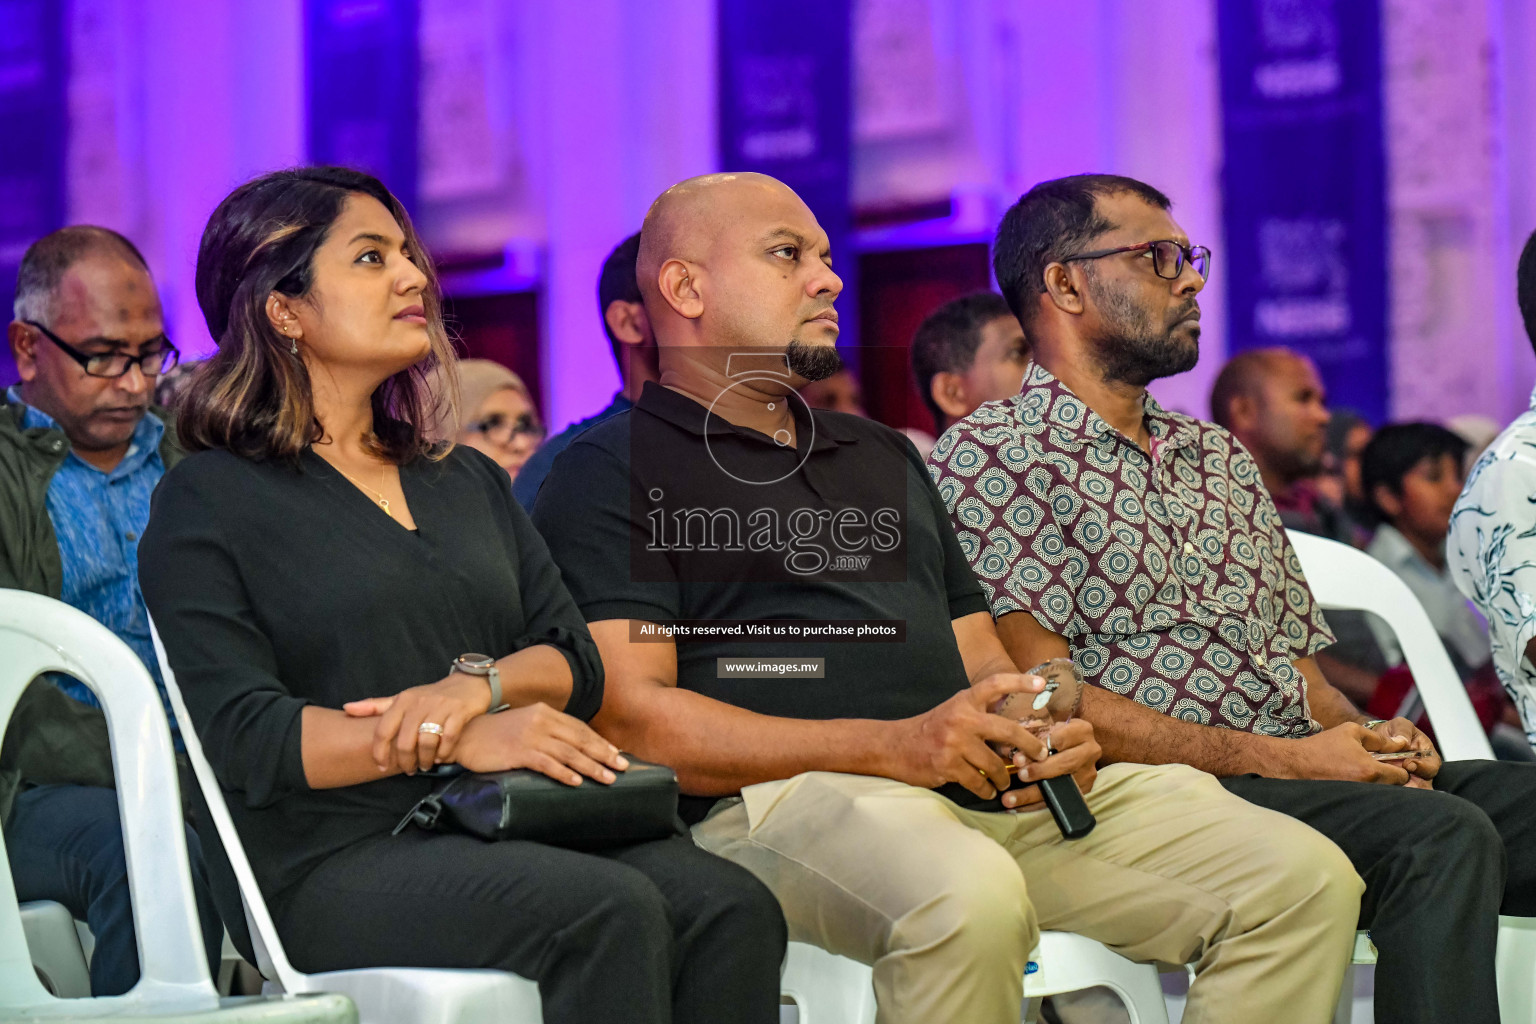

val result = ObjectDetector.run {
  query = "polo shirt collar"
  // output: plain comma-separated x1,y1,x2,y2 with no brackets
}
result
636,380,856,451
1021,363,1198,456
5,385,164,476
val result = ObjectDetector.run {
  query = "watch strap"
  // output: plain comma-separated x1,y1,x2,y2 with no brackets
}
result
486,664,505,712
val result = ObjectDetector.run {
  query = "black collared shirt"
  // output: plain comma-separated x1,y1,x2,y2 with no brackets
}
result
533,380,989,735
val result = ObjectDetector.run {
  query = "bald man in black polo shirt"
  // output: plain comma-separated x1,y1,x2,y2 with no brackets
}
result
531,172,1361,1024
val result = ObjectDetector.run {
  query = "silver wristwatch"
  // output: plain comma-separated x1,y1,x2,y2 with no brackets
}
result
452,653,507,712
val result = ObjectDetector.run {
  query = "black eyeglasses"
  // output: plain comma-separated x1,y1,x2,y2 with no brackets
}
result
1062,240,1212,281
467,411,546,444
25,320,180,379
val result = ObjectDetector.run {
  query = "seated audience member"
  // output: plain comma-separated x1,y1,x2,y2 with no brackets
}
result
532,171,1362,1024
1322,408,1373,531
1362,424,1479,672
1450,226,1536,753
910,291,1030,435
444,358,543,484
931,172,1536,1024
1361,423,1531,760
797,365,866,416
1210,347,1355,542
137,167,785,1024
1210,347,1386,704
0,226,222,994
514,232,657,508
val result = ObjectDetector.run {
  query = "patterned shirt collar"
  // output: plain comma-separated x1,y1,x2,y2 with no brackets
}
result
6,385,164,478
1020,362,1200,457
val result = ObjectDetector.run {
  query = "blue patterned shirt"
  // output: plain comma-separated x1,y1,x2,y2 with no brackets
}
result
1448,382,1536,745
8,386,176,736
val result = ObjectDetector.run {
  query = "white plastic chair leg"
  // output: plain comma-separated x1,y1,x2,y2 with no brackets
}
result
1025,932,1168,1024
779,942,877,1024
1499,916,1536,1024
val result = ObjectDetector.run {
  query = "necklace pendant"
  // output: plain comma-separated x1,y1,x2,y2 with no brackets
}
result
379,498,391,515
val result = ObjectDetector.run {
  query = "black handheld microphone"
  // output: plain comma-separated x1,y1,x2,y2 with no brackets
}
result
1036,775,1096,839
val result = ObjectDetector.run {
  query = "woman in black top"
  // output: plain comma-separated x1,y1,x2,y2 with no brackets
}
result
138,167,785,1024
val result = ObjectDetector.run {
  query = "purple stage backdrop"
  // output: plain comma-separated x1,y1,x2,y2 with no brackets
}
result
306,0,419,212
0,0,68,386
1218,0,1388,422
718,0,855,351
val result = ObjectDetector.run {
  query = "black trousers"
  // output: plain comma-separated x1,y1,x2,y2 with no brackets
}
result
274,831,787,1024
1224,760,1536,1024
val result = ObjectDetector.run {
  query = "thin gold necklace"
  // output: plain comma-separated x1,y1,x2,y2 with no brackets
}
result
333,462,393,518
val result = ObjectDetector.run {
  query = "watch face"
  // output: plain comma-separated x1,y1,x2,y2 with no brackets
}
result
457,653,495,672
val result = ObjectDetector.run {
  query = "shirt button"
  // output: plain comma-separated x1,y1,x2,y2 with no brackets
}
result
125,532,137,541
1183,542,1196,555
50,439,65,452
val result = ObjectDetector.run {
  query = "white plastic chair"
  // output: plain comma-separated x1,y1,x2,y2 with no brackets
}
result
0,589,353,1024
780,931,1167,1024
20,900,91,997
148,618,544,1024
1289,530,1492,761
1289,532,1533,1024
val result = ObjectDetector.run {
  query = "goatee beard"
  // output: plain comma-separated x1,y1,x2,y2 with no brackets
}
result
787,339,842,382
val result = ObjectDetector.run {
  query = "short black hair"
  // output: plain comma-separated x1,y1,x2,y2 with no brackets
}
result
993,174,1172,329
910,292,1016,431
1359,422,1468,525
13,225,150,322
1518,227,1536,353
597,232,643,359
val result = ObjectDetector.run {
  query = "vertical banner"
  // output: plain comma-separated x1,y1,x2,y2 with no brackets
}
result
0,0,67,384
307,0,419,212
718,0,855,348
1218,0,1387,422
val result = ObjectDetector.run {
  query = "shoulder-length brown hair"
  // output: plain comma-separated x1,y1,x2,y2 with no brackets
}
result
179,166,456,463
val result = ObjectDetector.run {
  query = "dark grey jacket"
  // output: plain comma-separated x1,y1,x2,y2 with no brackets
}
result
0,398,184,823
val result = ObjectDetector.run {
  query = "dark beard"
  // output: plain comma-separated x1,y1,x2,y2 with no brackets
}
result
786,338,842,382
1087,277,1200,387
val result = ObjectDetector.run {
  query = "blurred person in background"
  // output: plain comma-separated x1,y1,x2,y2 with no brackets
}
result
514,232,658,509
1320,408,1372,533
445,358,544,484
154,358,202,409
797,365,866,417
0,225,222,994
1361,424,1531,760
910,291,1030,437
1447,413,1502,472
1450,227,1536,755
1211,347,1385,705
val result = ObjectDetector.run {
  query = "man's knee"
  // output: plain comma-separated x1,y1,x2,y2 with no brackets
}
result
889,841,1037,964
1401,790,1506,880
1257,818,1364,923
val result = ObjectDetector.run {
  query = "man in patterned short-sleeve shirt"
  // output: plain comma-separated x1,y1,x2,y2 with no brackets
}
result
934,360,1332,737
931,173,1536,1024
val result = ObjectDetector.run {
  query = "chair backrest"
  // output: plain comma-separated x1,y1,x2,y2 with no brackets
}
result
1287,531,1495,761
147,617,313,994
0,589,219,1015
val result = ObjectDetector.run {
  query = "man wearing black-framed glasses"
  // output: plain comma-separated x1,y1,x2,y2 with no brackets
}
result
2,225,221,996
932,172,1536,1024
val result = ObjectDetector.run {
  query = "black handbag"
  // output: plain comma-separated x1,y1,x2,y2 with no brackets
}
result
393,756,687,851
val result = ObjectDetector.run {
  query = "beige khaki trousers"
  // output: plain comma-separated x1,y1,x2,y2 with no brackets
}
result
692,763,1362,1024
